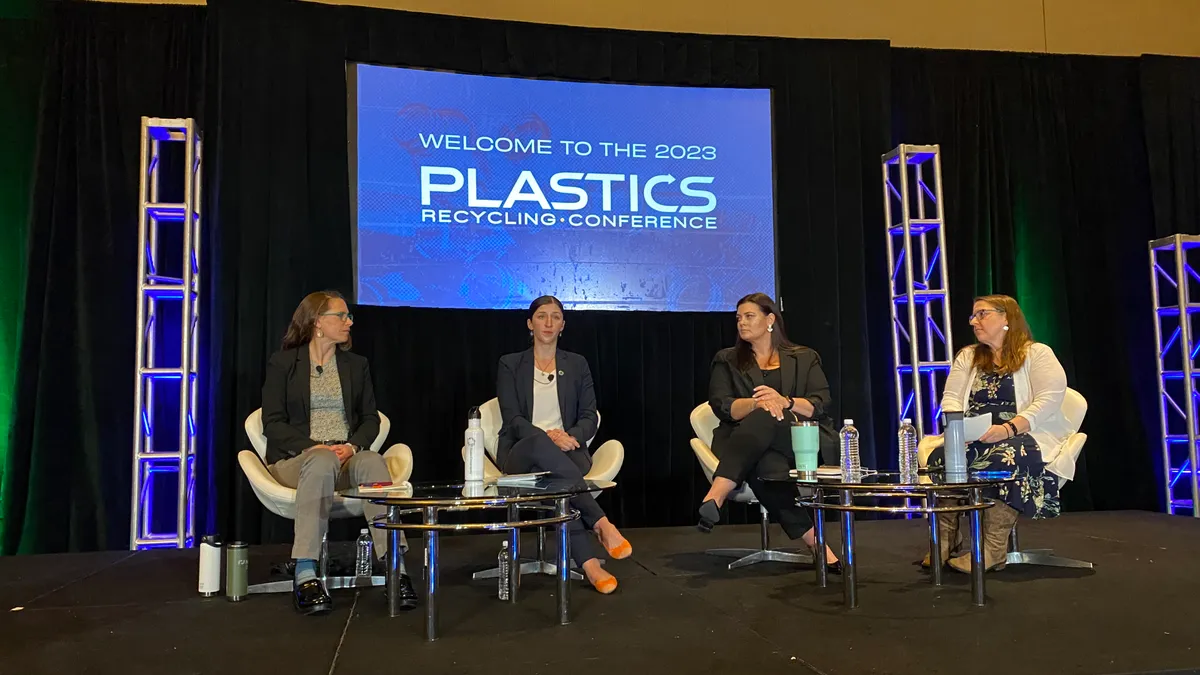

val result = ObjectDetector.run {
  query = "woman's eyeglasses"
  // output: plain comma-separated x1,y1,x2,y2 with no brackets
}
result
968,309,1004,322
320,312,354,322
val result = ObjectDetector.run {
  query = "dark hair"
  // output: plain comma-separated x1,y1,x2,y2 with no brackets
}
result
733,292,798,371
281,290,351,351
528,295,564,319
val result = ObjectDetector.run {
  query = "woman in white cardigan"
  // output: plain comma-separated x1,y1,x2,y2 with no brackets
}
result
924,294,1069,574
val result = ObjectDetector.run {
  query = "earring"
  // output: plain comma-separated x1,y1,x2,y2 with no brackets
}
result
529,330,533,337
317,329,323,338
768,325,774,333
1002,325,1009,331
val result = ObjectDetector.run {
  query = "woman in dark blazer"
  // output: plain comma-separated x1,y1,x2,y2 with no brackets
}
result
496,295,632,595
260,290,417,615
698,292,840,569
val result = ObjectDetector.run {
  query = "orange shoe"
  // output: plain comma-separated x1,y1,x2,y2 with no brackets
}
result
597,529,633,560
590,574,618,594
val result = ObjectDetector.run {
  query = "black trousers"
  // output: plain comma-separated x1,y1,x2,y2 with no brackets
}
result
497,433,603,566
712,408,815,540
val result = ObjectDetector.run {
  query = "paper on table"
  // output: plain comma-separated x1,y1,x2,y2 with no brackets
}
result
963,414,993,442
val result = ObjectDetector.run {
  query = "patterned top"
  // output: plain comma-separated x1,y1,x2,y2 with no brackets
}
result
309,355,349,442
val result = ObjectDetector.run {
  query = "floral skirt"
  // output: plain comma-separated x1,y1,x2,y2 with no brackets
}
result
927,433,1060,519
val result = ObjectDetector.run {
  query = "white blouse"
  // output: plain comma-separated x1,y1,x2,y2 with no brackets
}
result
531,367,563,432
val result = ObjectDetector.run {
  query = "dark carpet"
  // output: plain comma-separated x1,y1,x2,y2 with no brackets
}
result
4,512,1199,675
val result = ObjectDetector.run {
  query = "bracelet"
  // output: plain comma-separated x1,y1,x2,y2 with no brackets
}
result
1004,422,1017,438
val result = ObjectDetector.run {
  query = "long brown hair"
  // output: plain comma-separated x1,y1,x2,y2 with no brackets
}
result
733,292,799,372
970,294,1033,375
281,290,352,351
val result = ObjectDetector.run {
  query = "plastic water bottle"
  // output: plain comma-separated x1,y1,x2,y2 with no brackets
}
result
497,541,511,600
465,406,485,482
898,418,918,480
839,419,860,476
355,528,373,577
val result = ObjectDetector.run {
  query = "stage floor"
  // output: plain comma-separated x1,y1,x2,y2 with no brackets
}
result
4,511,1200,675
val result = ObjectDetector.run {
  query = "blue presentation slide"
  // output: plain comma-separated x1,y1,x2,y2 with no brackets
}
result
353,63,776,312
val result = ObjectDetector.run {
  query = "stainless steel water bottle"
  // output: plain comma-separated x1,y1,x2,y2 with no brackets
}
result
226,542,248,601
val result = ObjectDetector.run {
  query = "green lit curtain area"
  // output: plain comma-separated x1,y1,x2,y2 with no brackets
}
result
0,14,45,549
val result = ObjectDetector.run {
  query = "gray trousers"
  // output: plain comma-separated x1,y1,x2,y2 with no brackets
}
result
269,449,404,561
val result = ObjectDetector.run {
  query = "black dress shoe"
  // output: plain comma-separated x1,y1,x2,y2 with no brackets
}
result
697,500,721,533
293,579,333,616
388,574,419,611
806,545,843,575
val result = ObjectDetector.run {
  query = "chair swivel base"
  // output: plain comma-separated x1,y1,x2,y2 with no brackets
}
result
473,559,586,581
706,547,811,570
248,575,386,594
1005,549,1094,569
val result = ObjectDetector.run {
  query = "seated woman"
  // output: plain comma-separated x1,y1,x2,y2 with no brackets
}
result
496,295,632,595
261,290,418,615
698,292,840,571
923,294,1068,573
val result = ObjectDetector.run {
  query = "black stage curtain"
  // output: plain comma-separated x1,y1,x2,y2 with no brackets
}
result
891,50,1161,511
1141,56,1200,238
2,3,206,553
204,0,892,544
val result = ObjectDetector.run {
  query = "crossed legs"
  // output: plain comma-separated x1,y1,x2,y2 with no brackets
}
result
500,433,631,593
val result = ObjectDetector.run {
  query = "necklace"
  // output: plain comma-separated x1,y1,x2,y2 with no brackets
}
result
534,353,556,373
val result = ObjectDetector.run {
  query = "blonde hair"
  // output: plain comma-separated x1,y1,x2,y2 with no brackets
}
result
970,294,1032,375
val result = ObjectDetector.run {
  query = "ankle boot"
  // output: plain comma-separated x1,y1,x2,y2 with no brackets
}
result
919,513,961,568
949,504,1018,573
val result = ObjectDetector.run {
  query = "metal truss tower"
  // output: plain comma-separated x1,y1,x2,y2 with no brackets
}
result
883,145,954,438
1149,235,1200,516
130,117,203,549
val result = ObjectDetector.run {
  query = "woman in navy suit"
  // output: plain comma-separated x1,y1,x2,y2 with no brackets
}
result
496,295,632,594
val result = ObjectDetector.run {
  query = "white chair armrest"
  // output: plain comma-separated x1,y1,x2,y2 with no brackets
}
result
690,438,719,483
586,440,624,482
382,443,413,483
918,434,944,468
238,450,298,520
1048,432,1086,486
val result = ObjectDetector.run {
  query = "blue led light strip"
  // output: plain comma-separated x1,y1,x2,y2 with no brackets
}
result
130,117,203,549
883,145,954,442
1149,234,1200,517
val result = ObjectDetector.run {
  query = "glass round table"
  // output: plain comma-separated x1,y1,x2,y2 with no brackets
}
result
765,469,1017,608
342,477,615,641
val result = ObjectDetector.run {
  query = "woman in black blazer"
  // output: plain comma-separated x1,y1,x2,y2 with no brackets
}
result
698,292,840,569
260,290,417,615
496,295,632,595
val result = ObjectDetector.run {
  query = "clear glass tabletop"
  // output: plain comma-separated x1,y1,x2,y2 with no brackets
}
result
763,468,1017,491
341,478,615,505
